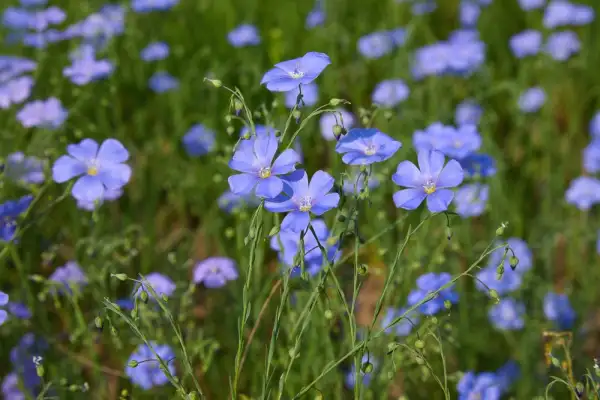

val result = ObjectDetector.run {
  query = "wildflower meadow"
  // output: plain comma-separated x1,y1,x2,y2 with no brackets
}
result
2,0,600,398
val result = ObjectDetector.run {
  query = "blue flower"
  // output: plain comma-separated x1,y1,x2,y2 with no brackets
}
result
20,0,48,6
413,122,456,153
265,170,340,233
389,28,407,46
454,183,489,218
407,272,458,315
284,82,319,109
193,257,238,288
544,292,576,330
9,334,46,397
2,373,24,400
131,0,179,13
459,153,497,178
489,298,525,331
8,302,32,319
228,130,300,199
495,360,521,390
305,8,325,29
517,0,544,11
270,219,339,277
459,1,481,27
335,128,402,165
125,342,176,390
455,100,482,126
381,307,420,336
17,97,67,129
3,152,44,184
182,124,216,157
0,56,36,82
76,187,123,211
357,31,394,59
545,30,580,61
260,52,331,92
140,41,169,61
0,291,9,326
518,87,545,113
115,298,135,310
63,45,114,85
476,264,523,296
392,150,464,212
227,24,261,47
149,71,179,93
590,112,600,139
371,79,409,107
487,237,533,273
0,195,33,242
49,261,88,294
583,139,600,174
457,371,503,400
52,138,132,203
342,169,380,195
565,176,600,210
345,354,378,389
412,36,485,78
320,108,355,141
544,0,594,28
134,273,176,299
217,190,260,213
510,30,542,58
438,124,482,160
0,75,34,109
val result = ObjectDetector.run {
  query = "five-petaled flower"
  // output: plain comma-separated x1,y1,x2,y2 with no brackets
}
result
228,130,300,199
265,169,340,233
392,150,464,212
52,138,132,203
335,128,401,165
260,52,331,92
193,257,239,288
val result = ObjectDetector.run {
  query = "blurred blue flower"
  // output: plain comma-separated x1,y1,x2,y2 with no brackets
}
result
565,176,600,210
265,170,340,233
544,0,594,28
182,124,216,156
517,0,545,11
63,45,114,85
342,169,380,195
518,87,546,113
545,30,580,61
590,112,600,139
52,138,132,203
459,1,481,27
63,5,125,47
320,108,355,141
0,195,33,242
438,124,482,160
76,187,123,211
412,35,485,78
457,371,503,400
217,190,260,213
571,3,595,25
335,128,402,165
115,298,135,310
495,360,521,390
0,75,34,109
476,264,523,295
0,291,9,326
20,0,48,6
149,71,179,93
345,354,378,389
306,7,325,29
409,0,437,15
413,122,455,153
228,130,300,199
389,28,407,46
134,273,176,299
49,261,88,294
2,373,24,400
455,100,482,126
357,31,395,59
509,29,542,58
392,150,464,212
407,272,458,315
9,333,45,397
261,52,331,92
454,183,489,218
125,342,176,389
459,153,497,178
3,152,44,184
0,56,36,82
140,41,169,61
544,292,576,330
193,257,238,288
284,82,318,109
7,302,32,319
381,307,420,336
132,0,179,13
17,97,67,129
489,298,525,331
270,219,339,277
489,237,533,273
228,24,261,47
583,140,600,174
372,79,409,107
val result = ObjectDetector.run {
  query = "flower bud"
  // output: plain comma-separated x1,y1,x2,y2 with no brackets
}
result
361,361,374,374
329,98,342,106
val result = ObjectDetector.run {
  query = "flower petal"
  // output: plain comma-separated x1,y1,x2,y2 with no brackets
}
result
418,150,445,177
255,176,284,199
0,310,7,326
271,149,300,175
52,155,86,183
308,170,335,199
264,196,296,212
67,139,98,162
71,175,105,202
281,211,310,233
228,173,259,195
311,193,340,215
436,159,464,188
97,163,131,190
253,131,278,166
426,189,454,212
96,139,129,164
393,188,427,210
392,160,421,188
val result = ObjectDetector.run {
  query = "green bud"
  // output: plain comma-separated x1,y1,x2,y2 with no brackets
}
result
292,110,301,119
233,99,243,112
268,226,280,237
358,264,368,275
444,300,452,309
332,124,343,136
161,294,168,303
324,309,333,319
226,126,235,135
128,360,139,368
329,98,342,106
361,361,374,374
69,384,78,392
551,357,560,368
140,290,149,304
242,132,251,140
94,316,103,329
430,317,438,325
207,78,222,88
36,365,45,377
337,214,347,222
225,227,235,238
111,326,118,336
112,273,127,281
361,116,369,125
383,110,393,120
387,342,400,354
509,256,519,270
415,339,425,349
489,289,499,300
130,309,138,319
188,392,199,400
30,274,45,283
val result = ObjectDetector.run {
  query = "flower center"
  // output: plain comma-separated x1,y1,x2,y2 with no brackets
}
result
453,140,462,148
258,167,271,179
210,266,220,274
289,64,304,79
298,196,313,212
423,180,436,195
364,144,377,156
87,166,98,176
502,306,515,321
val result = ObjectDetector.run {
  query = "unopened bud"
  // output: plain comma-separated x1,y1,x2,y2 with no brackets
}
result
509,256,519,270
140,290,149,303
329,98,342,106
206,78,222,88
112,273,127,281
361,361,374,374
128,360,139,368
415,339,425,349
358,264,368,275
